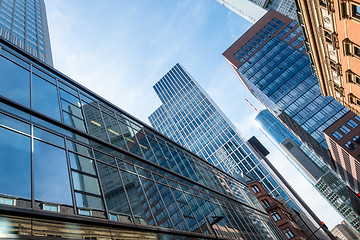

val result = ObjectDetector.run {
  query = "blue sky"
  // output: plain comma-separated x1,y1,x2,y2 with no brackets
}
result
45,0,343,228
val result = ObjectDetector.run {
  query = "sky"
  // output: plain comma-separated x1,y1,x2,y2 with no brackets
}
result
44,0,344,229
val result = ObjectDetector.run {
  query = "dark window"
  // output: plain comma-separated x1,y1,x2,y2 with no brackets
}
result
332,131,343,140
0,55,30,106
353,135,360,144
34,140,72,205
345,141,357,151
261,199,271,209
353,5,360,18
355,46,360,57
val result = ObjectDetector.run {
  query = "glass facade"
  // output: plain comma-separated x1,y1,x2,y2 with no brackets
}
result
256,109,328,177
225,14,348,169
149,63,311,216
0,0,52,65
0,40,285,239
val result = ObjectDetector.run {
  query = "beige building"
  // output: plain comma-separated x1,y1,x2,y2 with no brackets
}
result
296,0,360,116
331,220,360,239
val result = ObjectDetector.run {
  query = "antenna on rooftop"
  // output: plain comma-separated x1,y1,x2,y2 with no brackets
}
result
245,99,259,113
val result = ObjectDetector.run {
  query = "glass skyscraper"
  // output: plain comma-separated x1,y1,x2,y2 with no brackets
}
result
0,32,287,239
148,63,333,237
256,109,360,232
0,0,52,65
223,10,349,171
216,0,297,22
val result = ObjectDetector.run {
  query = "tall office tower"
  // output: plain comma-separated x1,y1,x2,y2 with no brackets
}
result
0,39,286,240
216,0,297,23
149,63,335,239
0,0,52,65
223,9,349,172
256,109,327,182
331,220,360,240
215,0,267,24
256,109,360,232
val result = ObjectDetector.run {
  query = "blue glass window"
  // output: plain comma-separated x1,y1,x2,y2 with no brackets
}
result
0,55,30,106
340,125,351,134
34,140,72,205
32,74,61,121
332,131,343,140
347,119,358,128
0,127,31,199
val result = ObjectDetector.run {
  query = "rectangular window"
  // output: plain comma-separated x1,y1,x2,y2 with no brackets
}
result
355,46,360,57
340,125,351,134
251,185,260,193
353,4,360,18
283,228,295,239
271,211,281,221
332,130,343,140
347,119,358,128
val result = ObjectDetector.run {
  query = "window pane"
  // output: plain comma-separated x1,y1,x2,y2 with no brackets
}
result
0,56,30,106
34,140,72,205
0,113,30,135
69,152,96,175
120,170,156,226
72,171,101,195
33,127,65,147
0,127,31,199
97,163,132,222
32,74,61,120
75,192,104,210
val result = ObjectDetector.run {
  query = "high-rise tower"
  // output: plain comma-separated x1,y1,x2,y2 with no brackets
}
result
149,63,334,239
0,0,52,65
216,0,297,22
223,9,348,171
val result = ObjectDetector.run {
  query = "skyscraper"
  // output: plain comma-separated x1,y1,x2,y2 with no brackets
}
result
0,0,52,65
256,109,360,232
216,0,297,22
149,63,334,239
223,9,349,171
0,35,286,239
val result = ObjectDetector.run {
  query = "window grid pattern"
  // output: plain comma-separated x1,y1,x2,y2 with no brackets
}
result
0,44,285,240
149,63,302,212
0,0,50,64
236,21,348,150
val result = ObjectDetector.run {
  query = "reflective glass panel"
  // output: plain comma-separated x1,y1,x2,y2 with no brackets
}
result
97,163,132,223
34,140,72,205
72,171,101,195
32,74,61,121
0,55,30,106
0,127,31,199
69,152,96,175
120,170,156,226
75,192,104,210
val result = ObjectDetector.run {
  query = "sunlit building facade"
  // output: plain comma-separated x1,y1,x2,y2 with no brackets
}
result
223,9,349,171
0,38,287,239
216,0,297,22
0,0,52,65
